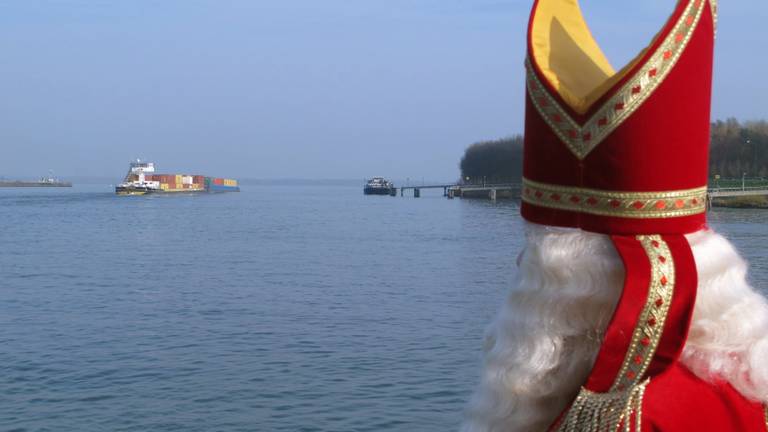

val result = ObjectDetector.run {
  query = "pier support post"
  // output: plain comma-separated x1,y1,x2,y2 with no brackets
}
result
447,188,454,199
489,188,497,201
401,188,404,197
414,188,420,198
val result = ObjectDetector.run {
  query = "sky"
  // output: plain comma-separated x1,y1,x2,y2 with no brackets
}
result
0,0,766,181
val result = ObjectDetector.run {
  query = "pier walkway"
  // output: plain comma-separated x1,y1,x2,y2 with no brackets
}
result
399,184,457,198
398,183,521,199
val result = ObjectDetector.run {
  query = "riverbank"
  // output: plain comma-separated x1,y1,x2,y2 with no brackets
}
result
711,195,768,208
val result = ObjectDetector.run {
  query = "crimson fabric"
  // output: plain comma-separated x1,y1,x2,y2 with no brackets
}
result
584,235,697,392
645,235,697,378
548,236,767,430
585,235,653,393
525,1,767,429
643,364,767,431
521,0,714,235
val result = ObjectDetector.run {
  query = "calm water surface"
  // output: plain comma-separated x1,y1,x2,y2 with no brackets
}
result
1,184,766,431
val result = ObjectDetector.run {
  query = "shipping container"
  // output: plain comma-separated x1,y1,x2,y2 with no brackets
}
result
207,176,240,192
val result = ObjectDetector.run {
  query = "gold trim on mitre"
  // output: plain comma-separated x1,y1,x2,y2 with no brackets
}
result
526,0,707,159
521,178,708,219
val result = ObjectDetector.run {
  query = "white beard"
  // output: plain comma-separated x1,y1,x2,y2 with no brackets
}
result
461,223,768,432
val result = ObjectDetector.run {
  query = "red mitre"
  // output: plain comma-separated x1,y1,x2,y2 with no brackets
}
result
520,0,768,430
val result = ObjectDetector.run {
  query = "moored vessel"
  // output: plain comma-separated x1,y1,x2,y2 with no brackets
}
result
364,177,396,195
0,173,72,188
116,160,239,195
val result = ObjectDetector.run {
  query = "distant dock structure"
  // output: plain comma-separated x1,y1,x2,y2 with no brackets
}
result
399,184,456,198
0,172,71,188
398,182,520,200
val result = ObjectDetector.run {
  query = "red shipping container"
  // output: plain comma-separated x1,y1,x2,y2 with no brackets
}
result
214,178,223,185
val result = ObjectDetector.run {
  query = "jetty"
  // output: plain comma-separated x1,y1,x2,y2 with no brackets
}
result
398,182,520,200
399,184,457,198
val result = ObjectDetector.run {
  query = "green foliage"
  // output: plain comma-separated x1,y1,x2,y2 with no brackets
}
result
710,118,768,178
459,136,524,184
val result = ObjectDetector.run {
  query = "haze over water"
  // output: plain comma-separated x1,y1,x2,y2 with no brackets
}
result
2,185,766,431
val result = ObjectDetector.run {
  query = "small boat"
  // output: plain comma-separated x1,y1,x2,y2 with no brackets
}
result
0,171,72,188
364,177,396,195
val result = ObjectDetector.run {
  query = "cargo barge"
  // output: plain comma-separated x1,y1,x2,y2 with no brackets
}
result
116,160,239,195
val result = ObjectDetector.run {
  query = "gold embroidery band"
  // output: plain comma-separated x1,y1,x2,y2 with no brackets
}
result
555,235,675,431
764,405,768,430
526,0,707,159
522,178,707,219
611,235,676,391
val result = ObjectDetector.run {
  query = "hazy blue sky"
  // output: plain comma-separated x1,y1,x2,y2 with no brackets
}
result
0,0,765,181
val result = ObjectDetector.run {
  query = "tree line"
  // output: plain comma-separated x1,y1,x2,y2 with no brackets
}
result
459,119,768,183
459,136,524,184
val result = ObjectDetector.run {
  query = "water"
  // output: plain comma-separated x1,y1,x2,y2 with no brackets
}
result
1,185,766,432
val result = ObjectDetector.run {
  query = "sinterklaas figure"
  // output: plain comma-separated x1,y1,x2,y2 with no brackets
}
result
463,0,768,430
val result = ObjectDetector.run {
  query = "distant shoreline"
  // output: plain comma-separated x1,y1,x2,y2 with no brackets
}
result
711,195,768,209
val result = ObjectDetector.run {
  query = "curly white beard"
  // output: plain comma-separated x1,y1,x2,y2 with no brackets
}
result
461,223,768,432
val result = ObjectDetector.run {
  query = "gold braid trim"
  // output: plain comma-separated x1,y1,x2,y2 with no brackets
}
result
555,236,675,431
556,380,649,432
764,405,768,430
526,0,707,159
522,178,707,219
611,236,676,391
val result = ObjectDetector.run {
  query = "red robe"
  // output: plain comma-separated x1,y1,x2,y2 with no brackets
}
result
519,0,768,429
